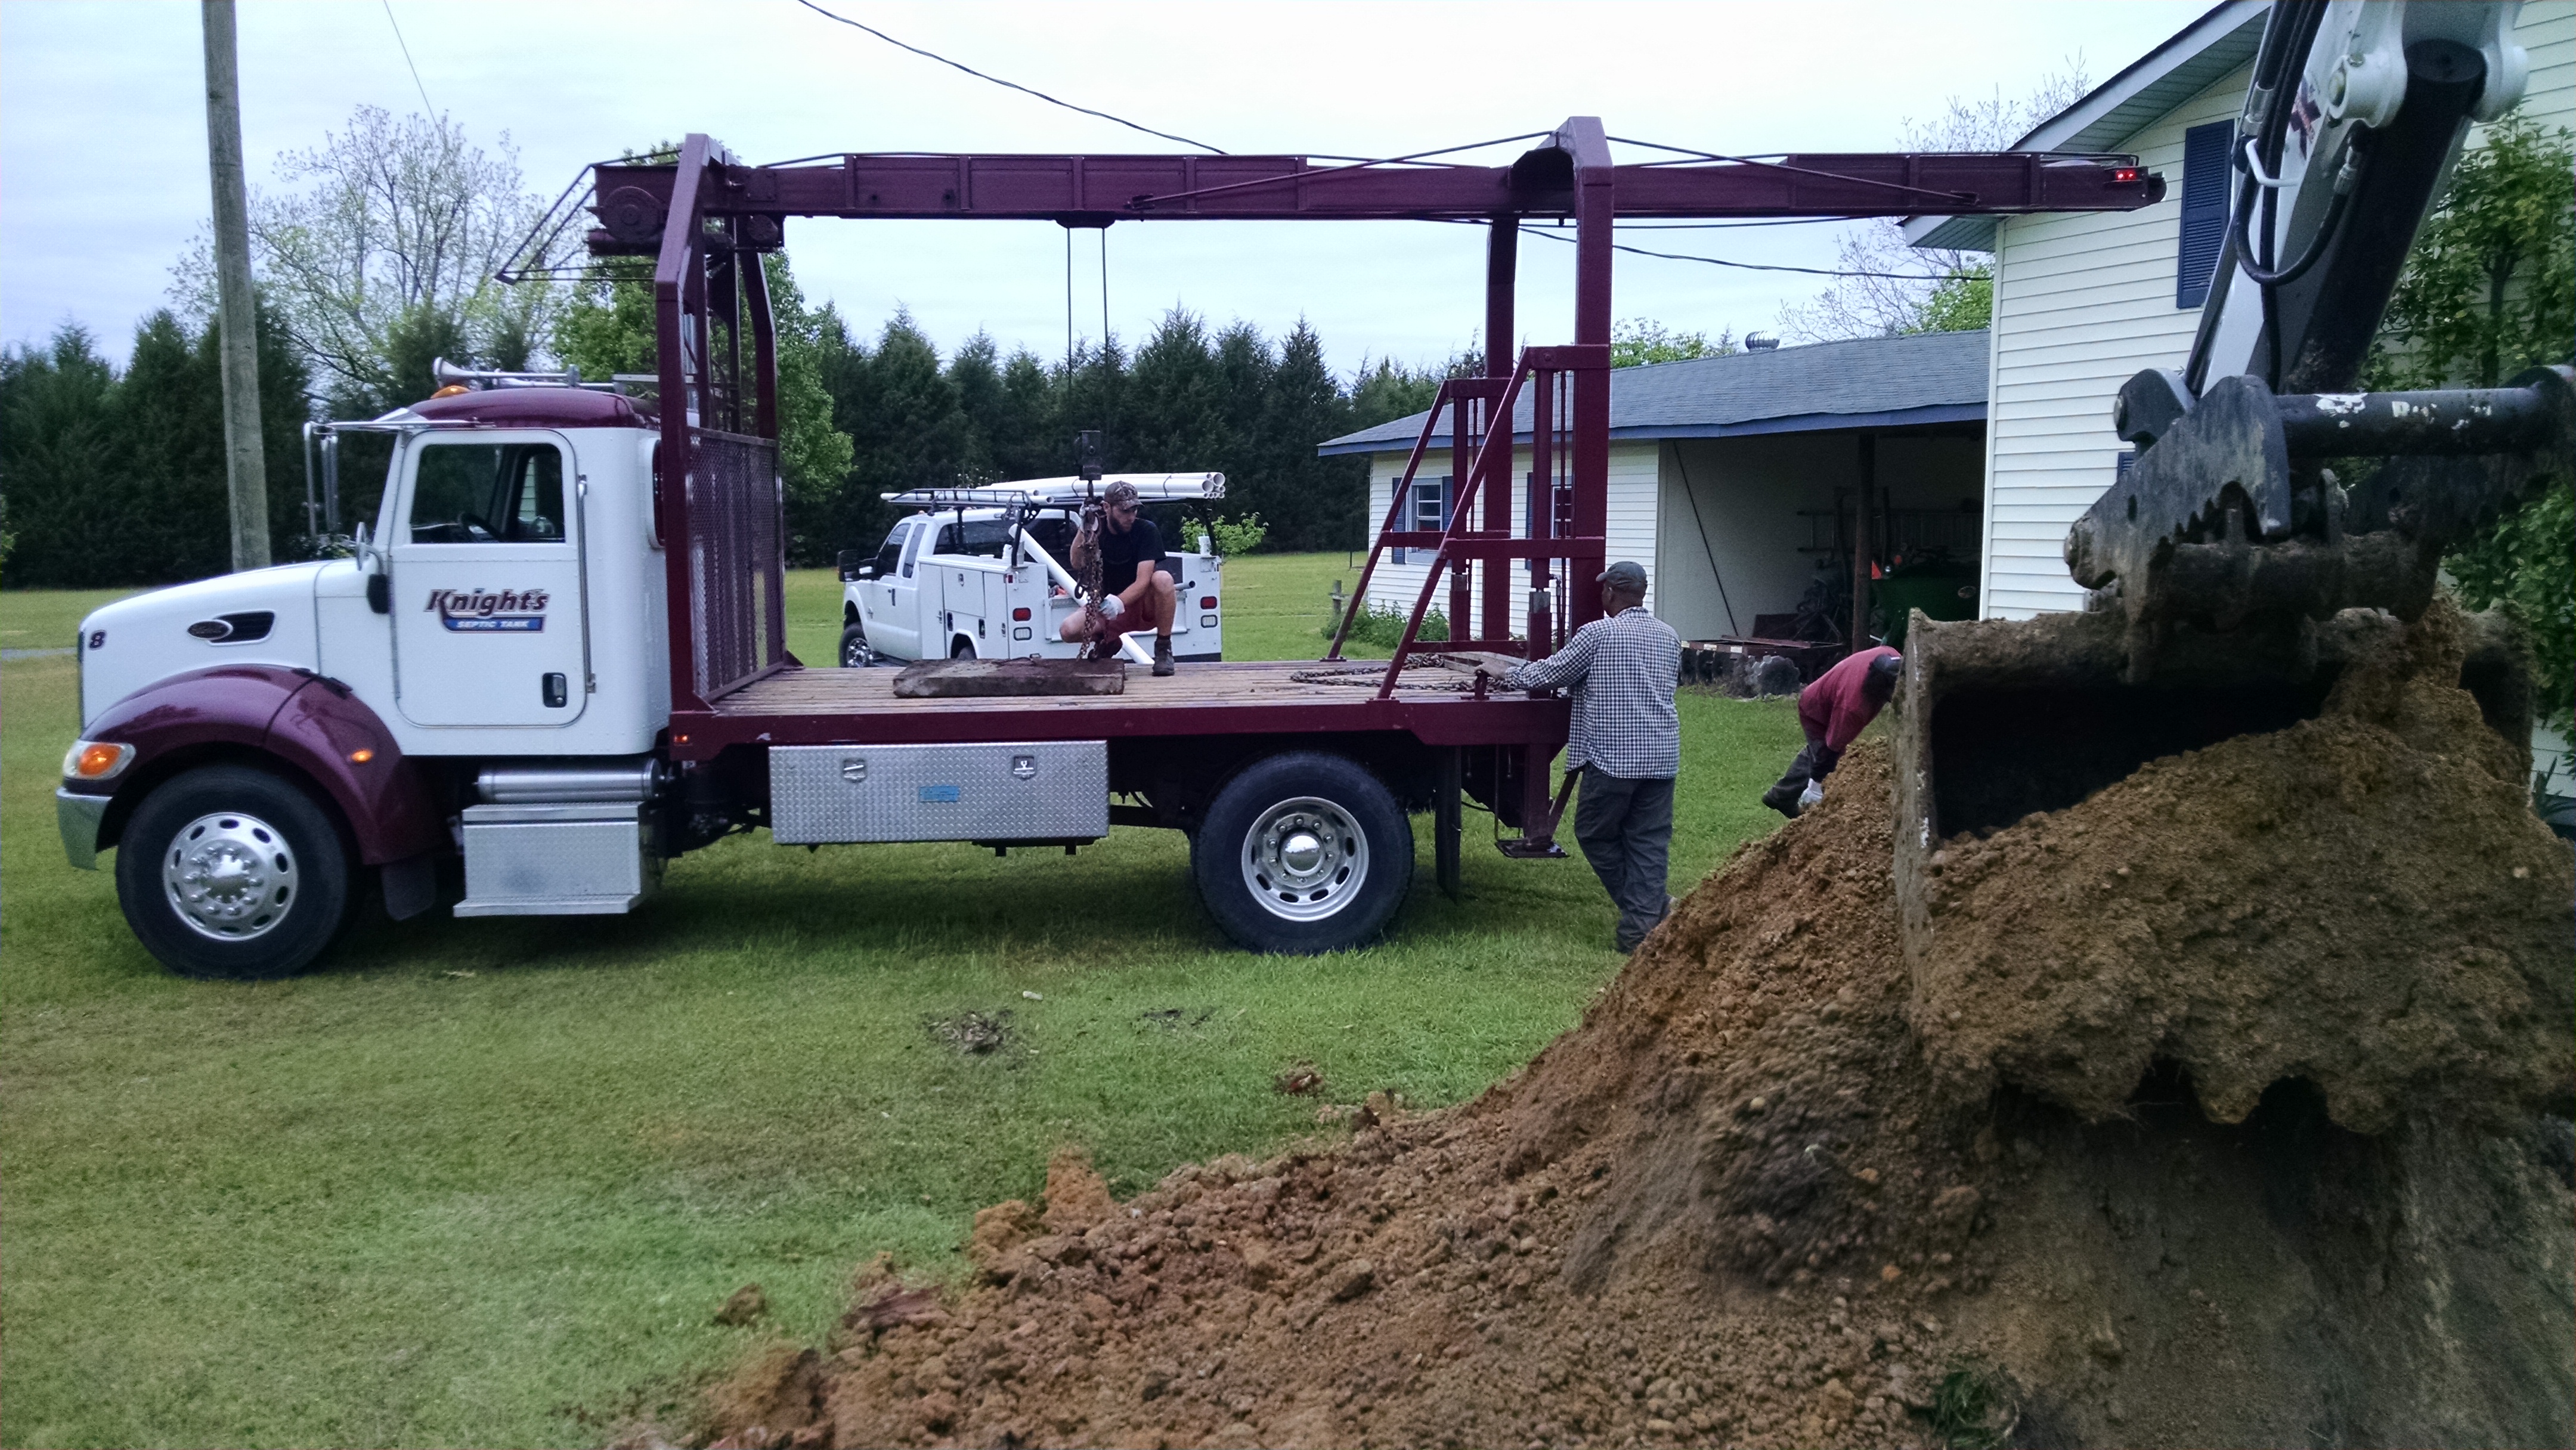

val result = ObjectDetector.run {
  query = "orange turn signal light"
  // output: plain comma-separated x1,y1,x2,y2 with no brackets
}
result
349,748,375,764
63,740,135,782
431,383,471,398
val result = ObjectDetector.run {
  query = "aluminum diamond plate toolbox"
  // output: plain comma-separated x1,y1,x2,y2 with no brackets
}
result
456,802,660,916
769,740,1108,844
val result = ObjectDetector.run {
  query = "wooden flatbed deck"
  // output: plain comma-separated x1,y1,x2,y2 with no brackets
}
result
672,659,1568,755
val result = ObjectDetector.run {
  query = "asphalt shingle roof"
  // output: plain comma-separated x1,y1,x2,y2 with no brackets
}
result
1316,329,1989,456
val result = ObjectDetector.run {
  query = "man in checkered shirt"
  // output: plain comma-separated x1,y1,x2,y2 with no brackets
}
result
1500,560,1682,953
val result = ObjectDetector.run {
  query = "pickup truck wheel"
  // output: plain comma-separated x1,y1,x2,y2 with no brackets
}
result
113,764,354,981
1195,752,1412,953
840,622,877,668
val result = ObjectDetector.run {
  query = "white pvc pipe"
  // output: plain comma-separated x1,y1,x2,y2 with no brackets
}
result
1014,529,1153,664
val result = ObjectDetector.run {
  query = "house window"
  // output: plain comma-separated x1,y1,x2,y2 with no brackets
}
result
1392,476,1450,565
2177,120,2233,309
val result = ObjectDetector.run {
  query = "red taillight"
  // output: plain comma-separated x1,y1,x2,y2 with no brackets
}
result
2113,167,2140,182
1011,607,1032,621
1199,596,1217,610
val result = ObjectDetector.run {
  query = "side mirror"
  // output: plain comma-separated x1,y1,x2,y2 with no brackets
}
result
837,549,871,582
366,572,391,614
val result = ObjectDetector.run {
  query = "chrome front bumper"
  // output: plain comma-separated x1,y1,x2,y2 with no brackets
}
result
57,788,109,870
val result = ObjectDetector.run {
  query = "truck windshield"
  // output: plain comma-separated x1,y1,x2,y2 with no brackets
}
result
410,442,566,544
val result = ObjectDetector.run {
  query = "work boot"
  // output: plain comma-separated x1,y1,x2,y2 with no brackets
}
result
1153,635,1176,676
1760,778,1804,819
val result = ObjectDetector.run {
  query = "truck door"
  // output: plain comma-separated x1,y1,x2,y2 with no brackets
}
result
869,517,928,659
927,520,990,657
855,518,917,659
388,432,590,727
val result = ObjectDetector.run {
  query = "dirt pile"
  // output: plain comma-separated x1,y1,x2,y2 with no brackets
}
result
695,689,2573,1448
1908,603,2575,1130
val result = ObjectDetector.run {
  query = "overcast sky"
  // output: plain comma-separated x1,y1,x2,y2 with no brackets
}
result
1,0,2205,380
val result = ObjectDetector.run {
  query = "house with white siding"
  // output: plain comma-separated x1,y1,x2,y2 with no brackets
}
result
1908,0,2573,621
1315,330,1990,646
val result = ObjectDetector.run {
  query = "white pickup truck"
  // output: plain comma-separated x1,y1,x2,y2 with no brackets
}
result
838,475,1226,668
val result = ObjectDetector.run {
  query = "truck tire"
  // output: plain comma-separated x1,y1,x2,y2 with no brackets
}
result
1194,751,1412,954
113,763,355,981
840,622,877,668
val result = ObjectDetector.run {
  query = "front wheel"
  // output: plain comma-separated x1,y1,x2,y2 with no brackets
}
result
840,621,877,668
1194,752,1413,953
113,764,355,980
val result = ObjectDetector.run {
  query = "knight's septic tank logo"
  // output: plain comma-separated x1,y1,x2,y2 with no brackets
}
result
425,587,549,632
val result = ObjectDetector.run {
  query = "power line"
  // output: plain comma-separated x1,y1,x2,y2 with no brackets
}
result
1518,225,1950,281
379,0,436,117
792,0,1227,155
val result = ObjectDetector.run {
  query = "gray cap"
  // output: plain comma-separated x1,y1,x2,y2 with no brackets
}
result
1597,560,1648,591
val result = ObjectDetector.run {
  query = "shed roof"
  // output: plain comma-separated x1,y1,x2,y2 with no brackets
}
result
1906,1,2268,252
1315,329,1987,457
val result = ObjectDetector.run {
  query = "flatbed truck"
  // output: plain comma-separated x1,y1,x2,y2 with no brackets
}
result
54,120,2159,978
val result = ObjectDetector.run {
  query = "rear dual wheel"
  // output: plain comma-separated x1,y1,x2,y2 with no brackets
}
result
114,764,355,980
1193,752,1411,954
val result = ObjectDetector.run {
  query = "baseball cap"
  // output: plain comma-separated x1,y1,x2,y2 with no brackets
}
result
1596,560,1648,591
1101,480,1140,509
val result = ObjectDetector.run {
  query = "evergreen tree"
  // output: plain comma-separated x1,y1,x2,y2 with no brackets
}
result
989,347,1064,480
945,332,1008,483
1,326,125,588
1258,321,1361,549
1127,309,1231,472
2,303,312,590
116,311,229,581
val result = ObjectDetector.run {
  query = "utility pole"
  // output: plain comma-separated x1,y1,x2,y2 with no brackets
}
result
201,0,270,570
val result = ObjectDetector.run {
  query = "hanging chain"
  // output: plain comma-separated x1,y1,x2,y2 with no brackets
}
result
1074,501,1113,659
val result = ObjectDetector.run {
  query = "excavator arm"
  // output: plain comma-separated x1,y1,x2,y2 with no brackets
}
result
1894,1,2569,994
2065,0,2566,678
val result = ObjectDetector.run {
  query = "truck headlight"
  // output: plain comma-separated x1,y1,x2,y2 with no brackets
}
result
63,740,134,783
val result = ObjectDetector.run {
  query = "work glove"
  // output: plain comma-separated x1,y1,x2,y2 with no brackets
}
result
1097,593,1125,621
1797,779,1825,811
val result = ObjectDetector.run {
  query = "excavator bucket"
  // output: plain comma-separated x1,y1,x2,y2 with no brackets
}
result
1890,365,2572,975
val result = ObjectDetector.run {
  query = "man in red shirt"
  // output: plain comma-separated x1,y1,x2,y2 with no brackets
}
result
1761,646,1900,818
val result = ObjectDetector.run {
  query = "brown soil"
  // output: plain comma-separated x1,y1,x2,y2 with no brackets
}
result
1909,602,2575,1132
693,630,2574,1450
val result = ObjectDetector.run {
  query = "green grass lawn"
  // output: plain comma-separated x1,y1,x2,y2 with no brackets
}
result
1,555,1801,1448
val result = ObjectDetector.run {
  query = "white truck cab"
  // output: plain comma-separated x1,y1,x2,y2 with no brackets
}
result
58,374,677,979
838,474,1226,668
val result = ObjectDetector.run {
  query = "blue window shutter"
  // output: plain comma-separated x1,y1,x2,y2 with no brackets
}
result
2177,120,2232,309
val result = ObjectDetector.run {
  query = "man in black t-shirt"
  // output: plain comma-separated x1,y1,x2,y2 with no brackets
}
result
1058,479,1181,674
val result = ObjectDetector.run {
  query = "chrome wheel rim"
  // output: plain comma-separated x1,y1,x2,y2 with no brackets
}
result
163,811,298,942
1239,795,1367,922
843,633,875,667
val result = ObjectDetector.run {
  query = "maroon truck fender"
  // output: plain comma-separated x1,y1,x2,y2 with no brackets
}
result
79,664,442,866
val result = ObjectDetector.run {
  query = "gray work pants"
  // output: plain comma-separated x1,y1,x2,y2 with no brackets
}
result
1572,766,1676,952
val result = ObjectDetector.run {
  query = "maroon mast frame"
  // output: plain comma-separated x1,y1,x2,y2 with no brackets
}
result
592,120,2157,719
